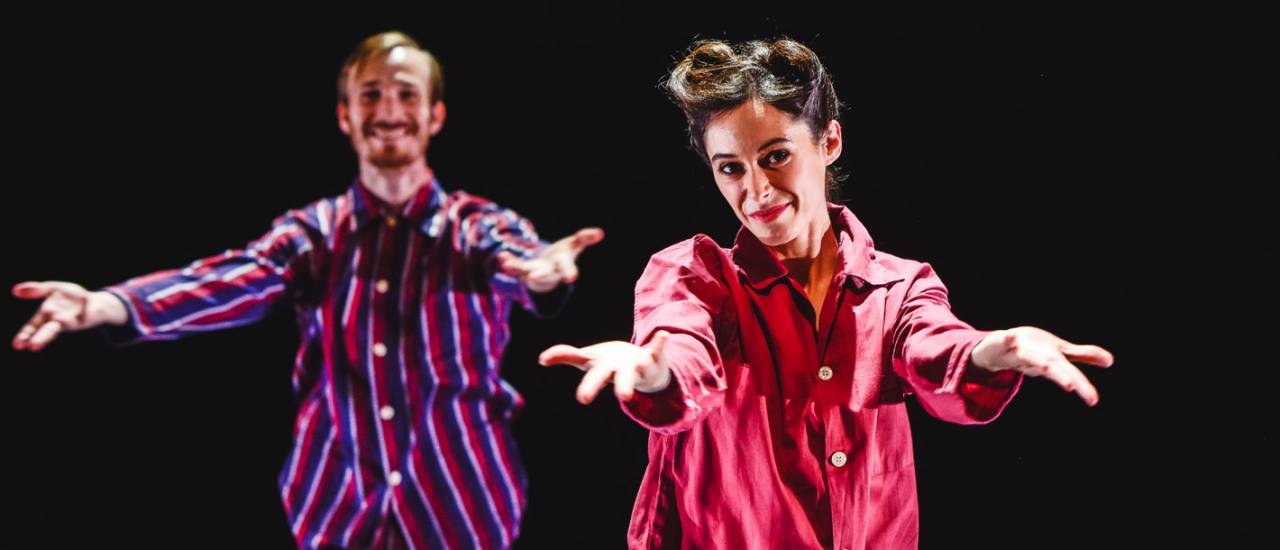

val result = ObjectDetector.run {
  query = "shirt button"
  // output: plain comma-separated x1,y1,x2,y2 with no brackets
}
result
817,366,834,381
312,534,324,546
388,470,402,487
380,405,395,420
373,343,387,357
830,451,848,468
385,215,398,228
375,279,389,294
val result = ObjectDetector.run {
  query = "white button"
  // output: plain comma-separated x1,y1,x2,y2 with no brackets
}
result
380,405,395,420
830,451,848,468
312,534,324,546
389,470,402,486
818,366,834,381
373,343,387,357
375,279,389,293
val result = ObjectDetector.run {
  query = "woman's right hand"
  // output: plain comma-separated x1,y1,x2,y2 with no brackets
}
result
11,281,128,351
538,330,673,404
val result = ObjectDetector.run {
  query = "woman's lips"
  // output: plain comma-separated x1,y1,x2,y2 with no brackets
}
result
749,203,789,223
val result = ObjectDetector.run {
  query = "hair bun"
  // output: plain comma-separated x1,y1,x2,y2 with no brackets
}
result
688,40,736,70
663,37,840,176
761,39,821,88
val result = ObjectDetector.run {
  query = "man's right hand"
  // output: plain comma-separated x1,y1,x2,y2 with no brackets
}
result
11,281,128,351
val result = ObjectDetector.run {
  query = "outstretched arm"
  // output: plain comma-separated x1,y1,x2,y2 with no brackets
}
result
12,211,314,349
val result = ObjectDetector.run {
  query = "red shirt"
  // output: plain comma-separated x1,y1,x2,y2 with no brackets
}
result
621,204,1022,549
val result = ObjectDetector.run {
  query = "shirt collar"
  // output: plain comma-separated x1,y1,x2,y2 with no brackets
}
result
348,175,447,236
729,203,904,291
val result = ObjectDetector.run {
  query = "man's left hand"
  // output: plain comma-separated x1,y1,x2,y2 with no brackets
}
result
496,227,604,293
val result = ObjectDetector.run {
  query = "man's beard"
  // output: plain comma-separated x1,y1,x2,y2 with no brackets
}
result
362,120,422,169
369,144,417,169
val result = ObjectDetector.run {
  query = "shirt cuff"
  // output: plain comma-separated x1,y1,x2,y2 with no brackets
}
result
97,287,146,346
621,373,687,429
949,333,1023,423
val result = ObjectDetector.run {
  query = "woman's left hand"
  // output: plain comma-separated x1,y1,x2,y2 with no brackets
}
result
970,326,1114,406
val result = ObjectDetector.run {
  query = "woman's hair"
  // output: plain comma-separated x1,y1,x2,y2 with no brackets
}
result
664,37,845,196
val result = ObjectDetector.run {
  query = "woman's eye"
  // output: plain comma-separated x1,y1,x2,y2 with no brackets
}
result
765,150,790,165
718,162,743,176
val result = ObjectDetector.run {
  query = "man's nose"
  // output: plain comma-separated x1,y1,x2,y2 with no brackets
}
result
375,92,406,120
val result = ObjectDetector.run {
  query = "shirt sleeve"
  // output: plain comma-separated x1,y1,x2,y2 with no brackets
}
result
620,237,730,434
102,211,315,344
888,262,1022,424
452,197,568,318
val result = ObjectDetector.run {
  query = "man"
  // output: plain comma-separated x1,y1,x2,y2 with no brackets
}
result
11,31,599,549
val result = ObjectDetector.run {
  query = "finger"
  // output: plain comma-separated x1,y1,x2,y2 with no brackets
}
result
539,345,593,369
568,227,605,253
576,363,616,405
12,310,52,350
647,330,670,363
12,323,38,350
613,363,638,401
1021,355,1073,390
26,320,63,352
1050,356,1100,406
1060,343,1114,368
13,282,58,300
554,254,579,284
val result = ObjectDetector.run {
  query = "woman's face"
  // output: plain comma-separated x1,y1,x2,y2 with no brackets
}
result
702,100,842,252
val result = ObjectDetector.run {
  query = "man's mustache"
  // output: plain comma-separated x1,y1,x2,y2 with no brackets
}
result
362,121,419,137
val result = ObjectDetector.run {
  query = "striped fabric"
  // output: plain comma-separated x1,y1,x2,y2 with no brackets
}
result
107,179,554,549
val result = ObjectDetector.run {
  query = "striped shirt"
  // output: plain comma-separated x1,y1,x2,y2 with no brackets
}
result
106,179,557,549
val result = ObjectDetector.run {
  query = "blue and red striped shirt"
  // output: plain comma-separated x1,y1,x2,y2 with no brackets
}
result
106,178,557,549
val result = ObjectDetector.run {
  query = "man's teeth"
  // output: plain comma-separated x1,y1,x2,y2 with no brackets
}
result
373,127,412,138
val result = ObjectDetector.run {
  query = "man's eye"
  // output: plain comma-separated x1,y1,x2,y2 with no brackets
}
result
361,90,381,102
399,90,419,101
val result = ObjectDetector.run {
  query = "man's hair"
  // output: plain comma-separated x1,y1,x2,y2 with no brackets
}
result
663,37,845,196
337,31,444,104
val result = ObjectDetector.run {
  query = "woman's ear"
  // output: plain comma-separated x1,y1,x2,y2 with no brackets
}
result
822,119,843,166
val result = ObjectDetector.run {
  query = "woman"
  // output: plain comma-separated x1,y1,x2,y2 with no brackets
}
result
538,38,1113,550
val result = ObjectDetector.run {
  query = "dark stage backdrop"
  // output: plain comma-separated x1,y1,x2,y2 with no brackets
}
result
2,3,1130,548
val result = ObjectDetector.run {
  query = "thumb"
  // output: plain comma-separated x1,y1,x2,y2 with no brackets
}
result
539,344,594,368
571,227,605,251
13,282,57,300
647,330,670,363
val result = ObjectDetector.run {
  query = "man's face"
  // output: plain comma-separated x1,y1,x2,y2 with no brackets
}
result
338,46,445,170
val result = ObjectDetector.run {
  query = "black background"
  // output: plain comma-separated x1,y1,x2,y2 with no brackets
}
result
1,2,1159,548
